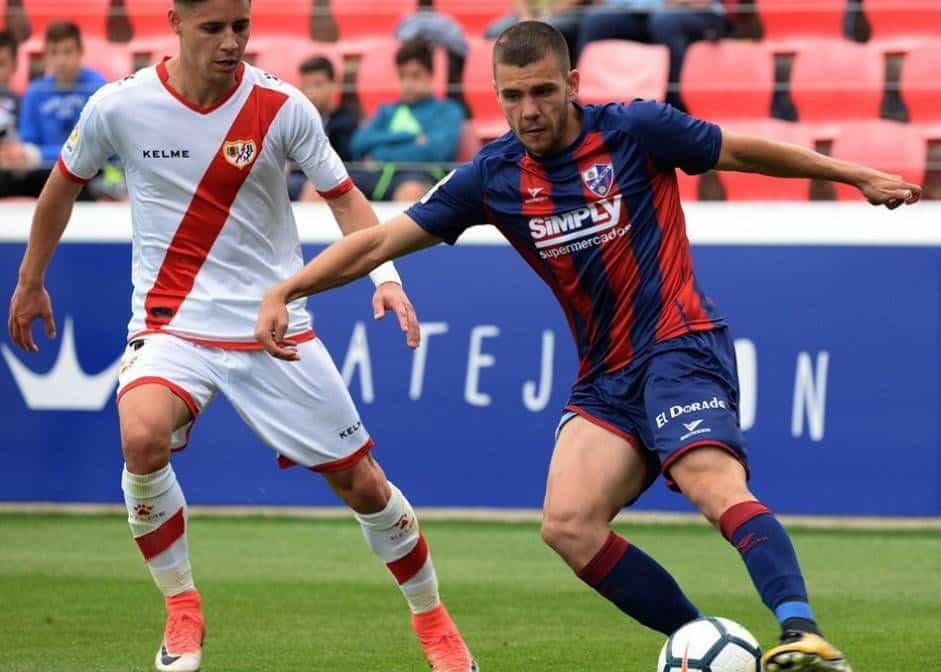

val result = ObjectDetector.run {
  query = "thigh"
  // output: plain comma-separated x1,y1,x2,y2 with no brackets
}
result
116,335,218,451
642,329,748,490
545,415,649,528
226,338,373,471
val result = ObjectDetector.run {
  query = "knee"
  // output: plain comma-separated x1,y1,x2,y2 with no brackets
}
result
121,420,171,474
327,456,390,514
671,451,753,525
541,508,597,559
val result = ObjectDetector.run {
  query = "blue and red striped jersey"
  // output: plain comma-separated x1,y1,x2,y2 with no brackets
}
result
405,100,725,382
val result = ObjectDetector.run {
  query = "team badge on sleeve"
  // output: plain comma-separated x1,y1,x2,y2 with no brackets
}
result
65,126,80,153
223,139,257,169
581,163,614,197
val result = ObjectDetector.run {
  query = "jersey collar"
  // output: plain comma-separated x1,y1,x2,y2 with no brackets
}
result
157,58,246,115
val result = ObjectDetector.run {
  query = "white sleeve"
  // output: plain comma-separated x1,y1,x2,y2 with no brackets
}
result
58,91,115,183
284,92,353,199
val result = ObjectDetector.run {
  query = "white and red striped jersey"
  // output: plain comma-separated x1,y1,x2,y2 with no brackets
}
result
58,61,352,347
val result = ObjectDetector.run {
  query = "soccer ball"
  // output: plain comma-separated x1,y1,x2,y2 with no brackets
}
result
657,617,761,672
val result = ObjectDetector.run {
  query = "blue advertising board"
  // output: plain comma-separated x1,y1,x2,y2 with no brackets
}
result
1,203,939,515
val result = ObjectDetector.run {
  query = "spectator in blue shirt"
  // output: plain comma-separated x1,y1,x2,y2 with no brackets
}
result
14,21,107,170
349,40,464,202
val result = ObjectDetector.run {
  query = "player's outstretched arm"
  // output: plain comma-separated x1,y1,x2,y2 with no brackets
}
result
8,169,84,352
715,129,921,209
256,213,440,360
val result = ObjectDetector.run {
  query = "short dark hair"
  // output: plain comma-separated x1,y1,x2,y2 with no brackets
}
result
493,21,570,75
0,31,18,60
45,21,82,48
299,55,335,81
395,39,433,73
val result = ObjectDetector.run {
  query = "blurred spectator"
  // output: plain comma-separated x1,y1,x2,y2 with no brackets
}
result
576,0,727,110
291,55,359,201
13,22,107,172
349,40,464,202
0,31,19,137
396,0,470,114
484,1,589,65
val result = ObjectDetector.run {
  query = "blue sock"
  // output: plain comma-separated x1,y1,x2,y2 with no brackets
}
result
577,532,700,635
719,501,817,631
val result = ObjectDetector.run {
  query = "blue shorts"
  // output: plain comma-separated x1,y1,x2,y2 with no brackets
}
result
558,327,748,500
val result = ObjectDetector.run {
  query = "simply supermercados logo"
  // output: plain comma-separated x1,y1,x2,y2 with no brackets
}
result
528,195,629,259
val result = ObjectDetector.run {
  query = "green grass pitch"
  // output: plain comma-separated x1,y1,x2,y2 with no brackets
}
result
1,514,939,671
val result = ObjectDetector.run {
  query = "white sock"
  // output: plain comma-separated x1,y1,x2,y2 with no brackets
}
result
121,463,195,597
354,482,441,613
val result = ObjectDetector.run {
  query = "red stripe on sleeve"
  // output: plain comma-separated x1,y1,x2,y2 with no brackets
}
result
56,156,91,184
134,507,186,560
574,132,637,372
317,176,354,200
386,532,430,584
143,86,289,329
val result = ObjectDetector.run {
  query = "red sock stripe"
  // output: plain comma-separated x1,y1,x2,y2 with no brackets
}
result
719,500,771,541
577,532,629,587
134,507,186,561
386,533,429,584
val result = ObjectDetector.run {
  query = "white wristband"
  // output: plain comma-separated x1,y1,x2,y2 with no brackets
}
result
369,261,402,288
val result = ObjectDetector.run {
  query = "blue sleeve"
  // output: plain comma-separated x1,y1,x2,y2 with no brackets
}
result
404,161,486,245
621,100,721,175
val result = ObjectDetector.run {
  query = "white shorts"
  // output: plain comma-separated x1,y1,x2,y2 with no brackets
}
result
116,333,373,472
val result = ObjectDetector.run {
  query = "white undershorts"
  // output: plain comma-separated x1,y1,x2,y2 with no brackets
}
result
116,332,372,472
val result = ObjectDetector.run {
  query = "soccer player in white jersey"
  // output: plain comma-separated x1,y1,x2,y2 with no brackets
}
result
5,2,478,671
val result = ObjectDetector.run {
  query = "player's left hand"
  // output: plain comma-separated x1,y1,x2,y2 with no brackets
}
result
255,287,300,361
372,282,421,349
857,171,922,209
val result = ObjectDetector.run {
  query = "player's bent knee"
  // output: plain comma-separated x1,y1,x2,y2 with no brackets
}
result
323,455,391,514
121,421,172,474
541,509,598,557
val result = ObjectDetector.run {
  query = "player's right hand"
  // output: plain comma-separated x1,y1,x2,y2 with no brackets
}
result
255,287,300,361
7,283,56,353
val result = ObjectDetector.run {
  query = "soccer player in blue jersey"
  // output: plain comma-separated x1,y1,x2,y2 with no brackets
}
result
255,21,920,672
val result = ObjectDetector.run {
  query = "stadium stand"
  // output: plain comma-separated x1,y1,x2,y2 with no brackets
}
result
462,37,508,141
578,40,668,106
681,40,774,120
10,34,127,94
249,0,315,39
355,37,447,118
124,0,174,40
333,0,417,41
251,38,342,89
754,0,846,39
900,42,941,123
787,39,884,121
431,0,510,36
822,120,927,200
866,0,941,40
21,0,111,40
456,120,482,162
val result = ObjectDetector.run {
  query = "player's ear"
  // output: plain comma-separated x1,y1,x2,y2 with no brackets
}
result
566,69,579,101
169,8,183,36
